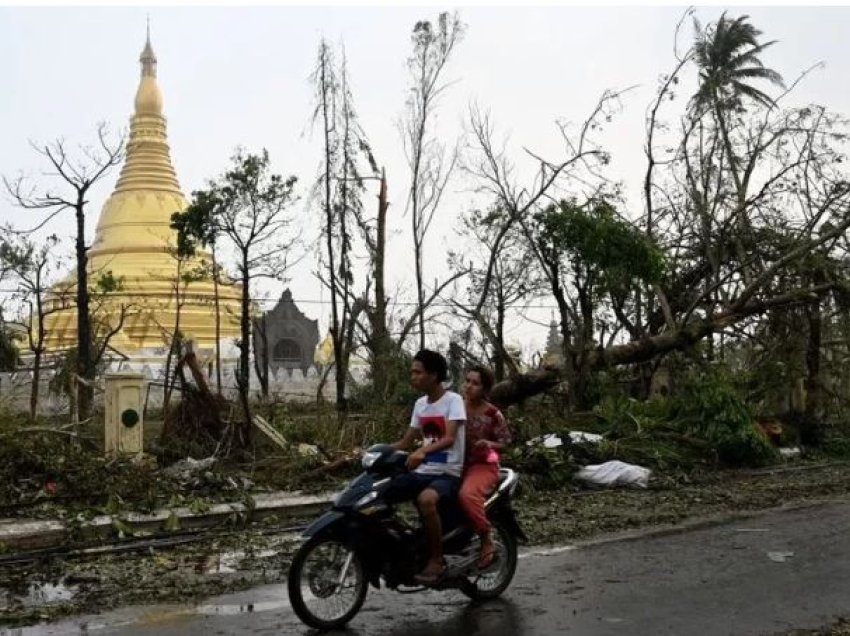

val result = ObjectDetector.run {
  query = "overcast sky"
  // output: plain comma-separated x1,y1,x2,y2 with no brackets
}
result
2,6,849,357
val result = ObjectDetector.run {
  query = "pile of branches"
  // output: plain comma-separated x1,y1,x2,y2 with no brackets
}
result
504,381,780,491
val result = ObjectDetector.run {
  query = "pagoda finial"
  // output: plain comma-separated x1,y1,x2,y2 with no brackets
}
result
140,17,157,78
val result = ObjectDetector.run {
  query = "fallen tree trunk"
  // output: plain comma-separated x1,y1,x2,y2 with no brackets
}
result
301,448,362,479
491,284,837,408
489,366,562,409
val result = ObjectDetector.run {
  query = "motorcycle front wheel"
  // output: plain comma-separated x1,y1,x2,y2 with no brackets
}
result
460,522,518,601
287,536,368,630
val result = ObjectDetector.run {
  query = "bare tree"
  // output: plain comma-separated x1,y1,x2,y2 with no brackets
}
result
4,124,125,420
401,12,465,350
50,271,135,422
360,170,392,398
310,39,380,409
458,89,625,402
311,40,345,408
450,204,541,380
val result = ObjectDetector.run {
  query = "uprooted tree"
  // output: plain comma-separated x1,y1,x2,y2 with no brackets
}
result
478,13,850,413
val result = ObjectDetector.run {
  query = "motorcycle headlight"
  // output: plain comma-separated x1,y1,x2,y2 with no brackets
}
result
361,450,382,469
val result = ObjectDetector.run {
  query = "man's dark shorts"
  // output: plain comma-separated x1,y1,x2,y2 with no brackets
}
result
384,472,460,505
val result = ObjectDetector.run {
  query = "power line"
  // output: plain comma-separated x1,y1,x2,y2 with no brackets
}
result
0,289,563,311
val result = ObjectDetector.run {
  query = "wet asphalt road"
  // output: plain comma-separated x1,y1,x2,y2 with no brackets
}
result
13,499,850,636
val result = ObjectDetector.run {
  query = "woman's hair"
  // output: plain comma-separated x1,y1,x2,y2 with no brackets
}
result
467,365,495,395
413,349,448,382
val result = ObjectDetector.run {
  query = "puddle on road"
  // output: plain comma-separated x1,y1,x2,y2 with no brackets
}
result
1,581,78,612
194,597,289,616
0,584,293,635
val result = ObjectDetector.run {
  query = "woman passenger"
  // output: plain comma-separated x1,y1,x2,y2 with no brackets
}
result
459,366,511,569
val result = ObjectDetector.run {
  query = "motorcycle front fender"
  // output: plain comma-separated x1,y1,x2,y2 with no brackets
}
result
302,510,346,538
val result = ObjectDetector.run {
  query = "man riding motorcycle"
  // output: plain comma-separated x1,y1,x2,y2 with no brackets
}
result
386,348,466,584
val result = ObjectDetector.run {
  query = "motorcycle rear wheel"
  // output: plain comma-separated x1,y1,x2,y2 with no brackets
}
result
460,522,518,601
287,536,368,630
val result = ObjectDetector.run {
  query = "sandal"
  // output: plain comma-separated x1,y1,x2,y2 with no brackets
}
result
414,561,447,585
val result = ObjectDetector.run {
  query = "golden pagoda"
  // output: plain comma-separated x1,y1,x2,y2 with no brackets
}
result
42,30,241,361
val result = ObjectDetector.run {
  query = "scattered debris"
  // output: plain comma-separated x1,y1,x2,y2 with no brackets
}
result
527,433,564,448
757,418,783,445
252,416,287,451
297,443,320,457
526,431,603,449
253,415,320,457
162,457,217,481
569,431,604,444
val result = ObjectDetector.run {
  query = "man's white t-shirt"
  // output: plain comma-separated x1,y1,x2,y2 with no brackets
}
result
410,390,467,478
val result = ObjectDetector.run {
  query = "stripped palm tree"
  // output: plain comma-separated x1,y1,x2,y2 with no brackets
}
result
690,13,786,286
692,13,785,115
690,13,785,182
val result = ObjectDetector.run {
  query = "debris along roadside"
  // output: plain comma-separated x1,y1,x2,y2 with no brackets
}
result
0,420,336,552
5,461,850,629
520,460,850,545
0,489,332,552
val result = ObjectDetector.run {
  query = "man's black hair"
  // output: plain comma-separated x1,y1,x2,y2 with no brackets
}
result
413,349,448,383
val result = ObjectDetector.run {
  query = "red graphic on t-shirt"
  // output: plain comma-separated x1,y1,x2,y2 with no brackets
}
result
419,415,447,444
419,415,449,465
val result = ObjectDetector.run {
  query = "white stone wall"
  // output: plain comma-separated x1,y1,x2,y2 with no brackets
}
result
0,372,70,416
0,356,372,414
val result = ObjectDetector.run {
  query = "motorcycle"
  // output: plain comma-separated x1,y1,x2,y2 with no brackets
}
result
286,443,525,630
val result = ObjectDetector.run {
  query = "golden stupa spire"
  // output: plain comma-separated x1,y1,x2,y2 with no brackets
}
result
111,24,180,194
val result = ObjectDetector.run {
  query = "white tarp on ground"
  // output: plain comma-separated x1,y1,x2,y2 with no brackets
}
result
574,460,652,489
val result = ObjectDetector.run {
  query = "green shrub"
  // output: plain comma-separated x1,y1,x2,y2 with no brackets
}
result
671,372,777,467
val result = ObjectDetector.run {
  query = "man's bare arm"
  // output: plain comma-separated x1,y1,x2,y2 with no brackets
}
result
392,427,420,451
